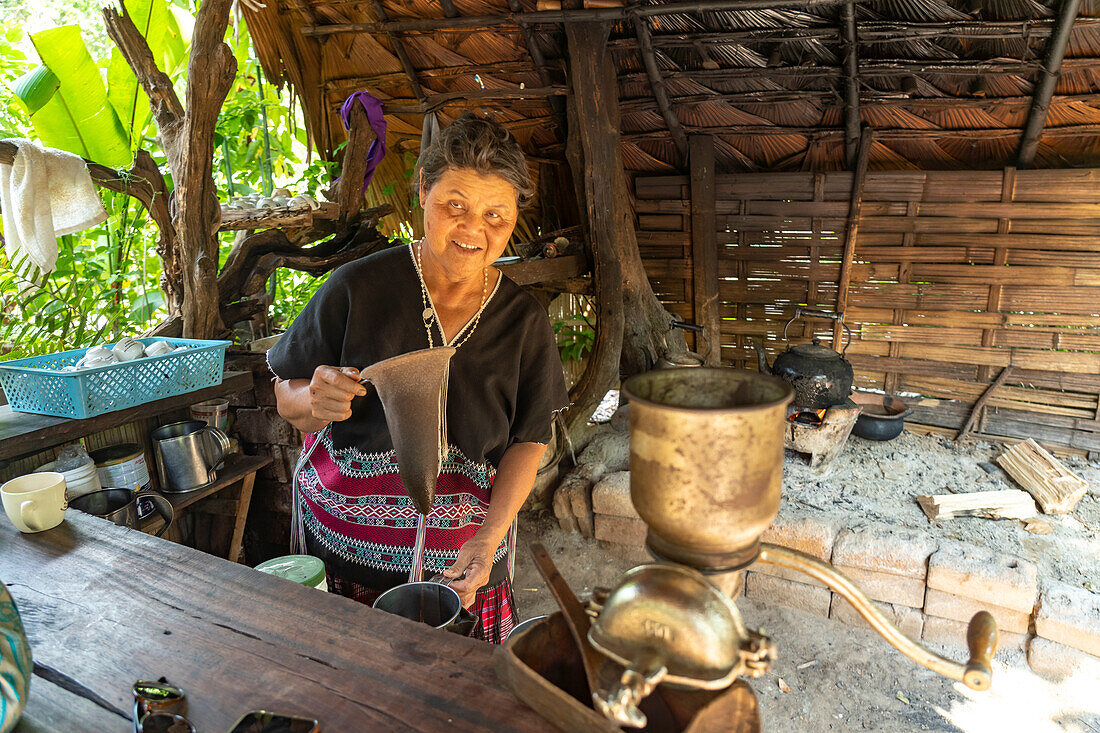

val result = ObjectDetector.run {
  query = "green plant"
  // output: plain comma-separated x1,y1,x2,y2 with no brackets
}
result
553,299,595,364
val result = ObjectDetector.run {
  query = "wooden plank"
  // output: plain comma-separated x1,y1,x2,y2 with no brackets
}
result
999,286,1100,314
908,264,1077,286
689,135,721,365
890,342,1100,373
15,674,129,732
139,453,270,534
0,371,253,463
498,254,586,285
0,512,549,732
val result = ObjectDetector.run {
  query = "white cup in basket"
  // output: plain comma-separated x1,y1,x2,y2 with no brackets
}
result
77,346,119,369
112,337,146,362
145,340,174,357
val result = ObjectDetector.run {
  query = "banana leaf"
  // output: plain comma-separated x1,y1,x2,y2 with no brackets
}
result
25,26,132,168
10,66,59,115
106,0,187,149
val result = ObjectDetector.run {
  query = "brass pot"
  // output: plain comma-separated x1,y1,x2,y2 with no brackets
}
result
621,369,793,570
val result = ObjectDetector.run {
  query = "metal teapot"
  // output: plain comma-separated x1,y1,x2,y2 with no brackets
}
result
752,308,853,409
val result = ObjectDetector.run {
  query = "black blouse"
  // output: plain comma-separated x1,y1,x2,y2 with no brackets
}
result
266,244,570,467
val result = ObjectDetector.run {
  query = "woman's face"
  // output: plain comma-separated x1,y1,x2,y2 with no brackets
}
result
419,167,519,284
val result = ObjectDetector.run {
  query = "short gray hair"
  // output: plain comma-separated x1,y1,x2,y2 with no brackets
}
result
414,113,535,209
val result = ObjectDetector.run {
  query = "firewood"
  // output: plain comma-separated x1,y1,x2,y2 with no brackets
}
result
916,490,1038,521
997,438,1089,514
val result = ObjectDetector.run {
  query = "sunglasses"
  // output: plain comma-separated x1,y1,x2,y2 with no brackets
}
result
132,679,195,733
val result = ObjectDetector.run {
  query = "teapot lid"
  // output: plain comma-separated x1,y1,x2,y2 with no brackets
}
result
788,339,844,360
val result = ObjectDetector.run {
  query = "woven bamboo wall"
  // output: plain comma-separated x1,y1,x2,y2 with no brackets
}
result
635,168,1100,455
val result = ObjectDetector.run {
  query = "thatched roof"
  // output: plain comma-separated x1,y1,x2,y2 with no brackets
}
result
246,0,1100,213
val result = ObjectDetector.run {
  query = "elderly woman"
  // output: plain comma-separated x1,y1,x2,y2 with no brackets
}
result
267,114,569,643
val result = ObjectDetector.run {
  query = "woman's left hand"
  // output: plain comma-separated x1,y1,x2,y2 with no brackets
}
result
445,534,496,609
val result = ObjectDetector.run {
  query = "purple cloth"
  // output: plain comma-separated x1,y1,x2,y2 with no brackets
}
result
339,91,388,193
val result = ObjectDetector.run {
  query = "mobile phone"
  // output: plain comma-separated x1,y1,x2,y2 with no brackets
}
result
228,711,320,733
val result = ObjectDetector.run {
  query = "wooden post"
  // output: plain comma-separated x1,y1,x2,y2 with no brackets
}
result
689,135,721,365
833,125,872,348
335,102,377,224
1017,0,1081,168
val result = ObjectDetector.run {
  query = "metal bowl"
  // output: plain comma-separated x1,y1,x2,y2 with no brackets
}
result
588,564,749,688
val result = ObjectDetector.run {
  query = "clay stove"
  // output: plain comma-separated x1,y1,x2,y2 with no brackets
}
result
785,399,861,472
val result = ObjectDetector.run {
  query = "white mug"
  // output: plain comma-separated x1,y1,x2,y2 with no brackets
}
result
145,340,174,357
2,472,68,533
113,337,146,362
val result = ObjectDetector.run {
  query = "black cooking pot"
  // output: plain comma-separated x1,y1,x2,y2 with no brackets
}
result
753,308,854,409
850,392,911,441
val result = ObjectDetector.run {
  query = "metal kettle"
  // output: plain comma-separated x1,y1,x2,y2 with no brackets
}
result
752,308,854,409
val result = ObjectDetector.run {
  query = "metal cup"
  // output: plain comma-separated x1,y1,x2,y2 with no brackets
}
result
70,488,174,537
373,581,469,631
151,420,231,493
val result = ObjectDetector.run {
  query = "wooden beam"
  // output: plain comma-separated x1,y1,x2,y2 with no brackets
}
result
497,254,586,285
689,135,720,366
300,1,853,36
833,125,872,348
633,9,688,164
841,2,860,169
1017,0,1082,168
379,85,567,114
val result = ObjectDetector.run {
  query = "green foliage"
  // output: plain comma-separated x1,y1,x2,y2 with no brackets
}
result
553,299,595,364
23,26,133,167
107,0,187,150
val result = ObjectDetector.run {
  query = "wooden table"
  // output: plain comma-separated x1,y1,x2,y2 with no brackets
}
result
3,511,550,732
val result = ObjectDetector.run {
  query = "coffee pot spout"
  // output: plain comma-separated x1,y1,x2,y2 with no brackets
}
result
751,339,772,375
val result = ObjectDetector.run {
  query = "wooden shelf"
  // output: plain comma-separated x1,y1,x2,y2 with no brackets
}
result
218,202,340,231
141,452,271,534
0,371,253,462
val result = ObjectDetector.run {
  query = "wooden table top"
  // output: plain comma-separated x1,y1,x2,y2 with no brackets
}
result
2,511,551,732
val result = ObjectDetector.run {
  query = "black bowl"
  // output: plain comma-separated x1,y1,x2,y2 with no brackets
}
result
851,392,911,441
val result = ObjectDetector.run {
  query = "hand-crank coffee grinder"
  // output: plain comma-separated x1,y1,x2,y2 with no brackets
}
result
579,368,998,727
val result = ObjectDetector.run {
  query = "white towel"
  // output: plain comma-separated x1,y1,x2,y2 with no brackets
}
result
0,138,108,278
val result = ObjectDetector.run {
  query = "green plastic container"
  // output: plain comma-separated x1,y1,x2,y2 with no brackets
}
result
255,555,327,592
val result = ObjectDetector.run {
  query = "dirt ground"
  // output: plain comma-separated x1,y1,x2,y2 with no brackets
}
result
511,431,1100,733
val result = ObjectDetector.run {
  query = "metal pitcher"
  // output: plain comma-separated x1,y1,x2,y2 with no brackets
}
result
70,487,174,537
151,420,231,492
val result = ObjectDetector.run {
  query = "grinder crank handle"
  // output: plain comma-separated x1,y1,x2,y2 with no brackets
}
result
964,611,997,690
757,543,998,690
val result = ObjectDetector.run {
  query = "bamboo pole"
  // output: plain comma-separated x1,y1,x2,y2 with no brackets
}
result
833,125,872,349
623,122,1100,142
956,366,1014,442
300,0,854,36
633,7,688,164
368,0,425,103
841,2,860,169
612,18,1100,47
1017,0,1082,168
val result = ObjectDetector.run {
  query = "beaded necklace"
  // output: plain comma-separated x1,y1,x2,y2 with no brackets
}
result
413,241,491,349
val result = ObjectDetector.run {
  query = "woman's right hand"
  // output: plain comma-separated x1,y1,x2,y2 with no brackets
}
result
307,365,367,422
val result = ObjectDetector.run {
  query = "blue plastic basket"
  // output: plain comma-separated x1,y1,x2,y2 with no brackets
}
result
0,338,231,419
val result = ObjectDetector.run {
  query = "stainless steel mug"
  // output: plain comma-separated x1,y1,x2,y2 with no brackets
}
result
372,581,479,636
151,419,231,492
70,487,174,537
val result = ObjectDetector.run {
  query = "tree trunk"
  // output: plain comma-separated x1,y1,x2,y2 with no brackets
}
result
562,18,688,439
